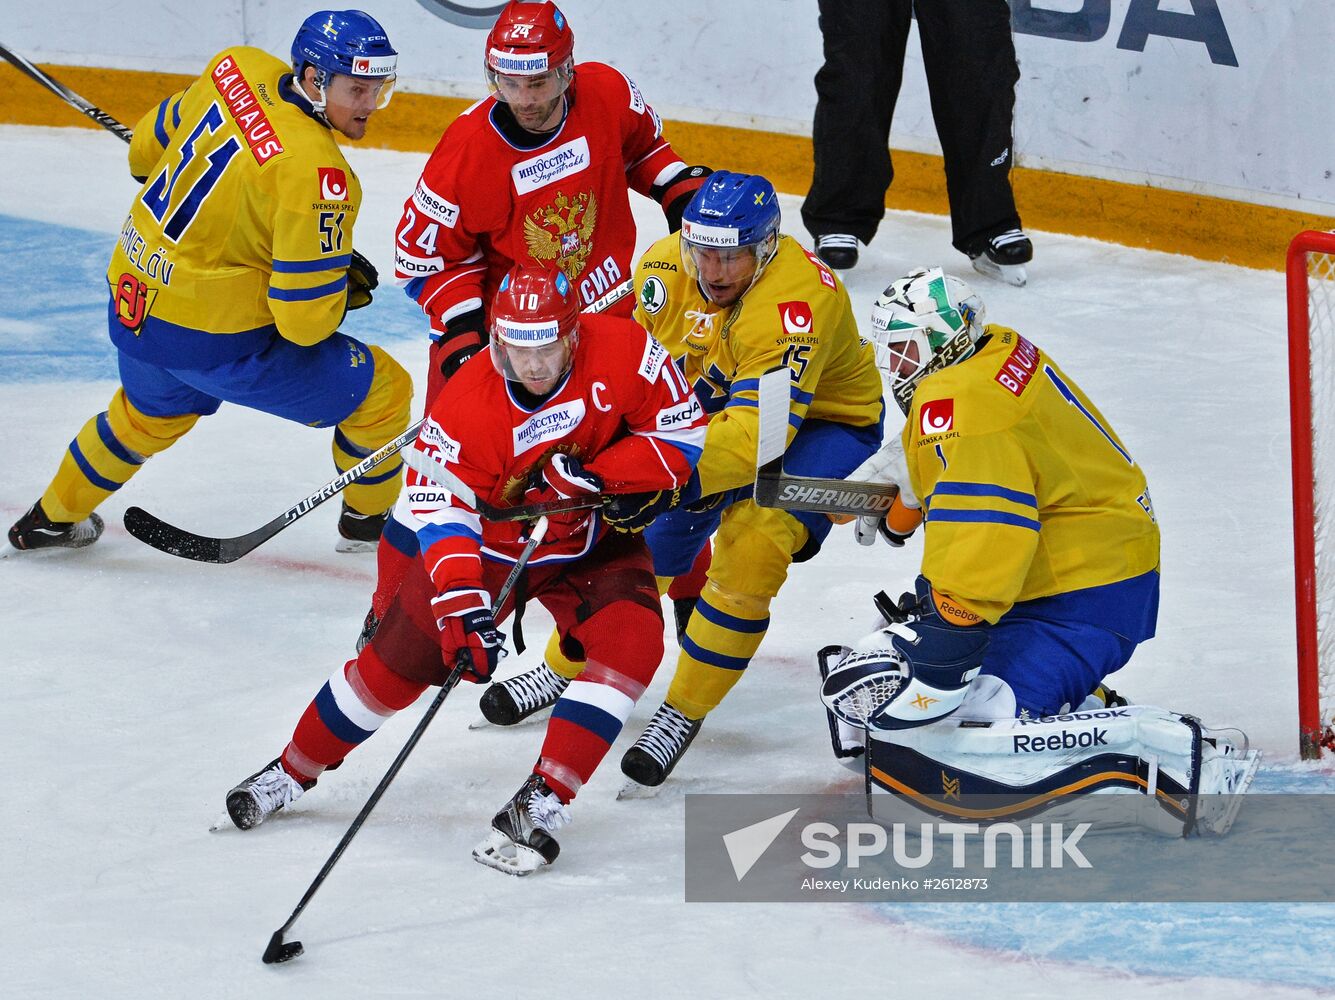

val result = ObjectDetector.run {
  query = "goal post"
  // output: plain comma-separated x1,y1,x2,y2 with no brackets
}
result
1287,229,1335,758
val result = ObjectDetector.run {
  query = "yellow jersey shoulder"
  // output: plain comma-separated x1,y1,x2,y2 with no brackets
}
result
907,325,1038,443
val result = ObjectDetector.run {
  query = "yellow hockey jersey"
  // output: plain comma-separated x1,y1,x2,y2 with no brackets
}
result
633,233,882,495
107,47,360,366
905,326,1160,624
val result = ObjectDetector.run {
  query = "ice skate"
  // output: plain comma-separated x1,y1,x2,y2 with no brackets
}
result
477,662,570,726
967,228,1032,287
472,774,570,876
620,702,703,788
6,501,104,553
226,758,314,831
1193,723,1262,836
335,501,389,553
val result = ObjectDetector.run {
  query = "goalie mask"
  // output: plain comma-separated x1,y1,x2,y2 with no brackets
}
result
490,264,581,393
870,267,986,415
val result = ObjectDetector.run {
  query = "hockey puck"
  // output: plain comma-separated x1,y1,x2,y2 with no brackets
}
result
261,931,304,964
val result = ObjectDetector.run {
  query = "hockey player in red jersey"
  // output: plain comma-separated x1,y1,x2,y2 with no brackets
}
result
225,265,706,875
393,0,710,405
369,0,712,654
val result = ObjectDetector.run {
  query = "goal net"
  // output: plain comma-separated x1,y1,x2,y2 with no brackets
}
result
1287,230,1335,758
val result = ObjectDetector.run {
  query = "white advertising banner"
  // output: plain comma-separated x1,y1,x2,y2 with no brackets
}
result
5,1,1332,212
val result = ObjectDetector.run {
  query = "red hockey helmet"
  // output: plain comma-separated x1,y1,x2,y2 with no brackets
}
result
485,1,574,78
490,265,581,391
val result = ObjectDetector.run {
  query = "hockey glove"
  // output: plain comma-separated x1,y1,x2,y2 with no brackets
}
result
653,164,713,233
526,453,604,503
433,595,507,683
857,493,924,548
604,486,682,533
426,307,488,405
346,250,379,311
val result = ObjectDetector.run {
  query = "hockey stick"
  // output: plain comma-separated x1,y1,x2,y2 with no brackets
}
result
123,420,424,563
400,444,608,521
753,365,897,516
262,516,548,965
0,43,134,143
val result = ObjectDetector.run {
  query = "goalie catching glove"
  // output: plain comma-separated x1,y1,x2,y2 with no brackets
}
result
820,576,989,732
432,590,507,683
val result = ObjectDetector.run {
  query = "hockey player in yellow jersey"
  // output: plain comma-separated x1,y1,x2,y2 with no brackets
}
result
816,269,1256,833
7,11,412,554
619,172,883,786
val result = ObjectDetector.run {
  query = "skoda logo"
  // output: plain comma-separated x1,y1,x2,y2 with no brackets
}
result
414,1,508,29
641,276,667,315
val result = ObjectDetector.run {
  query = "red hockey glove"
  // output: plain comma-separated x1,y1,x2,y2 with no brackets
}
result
525,453,604,503
432,592,506,683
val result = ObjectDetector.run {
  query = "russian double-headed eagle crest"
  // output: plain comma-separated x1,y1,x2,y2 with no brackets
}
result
524,189,597,281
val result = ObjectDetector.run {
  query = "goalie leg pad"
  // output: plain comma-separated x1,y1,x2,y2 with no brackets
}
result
866,705,1259,836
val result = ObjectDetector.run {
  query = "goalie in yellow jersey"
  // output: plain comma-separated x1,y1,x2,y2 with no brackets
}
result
817,268,1258,835
475,171,884,787
7,11,411,555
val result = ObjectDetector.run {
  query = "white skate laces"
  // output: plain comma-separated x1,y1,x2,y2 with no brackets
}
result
527,784,572,833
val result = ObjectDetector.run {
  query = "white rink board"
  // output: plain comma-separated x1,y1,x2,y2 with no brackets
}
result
4,0,1333,212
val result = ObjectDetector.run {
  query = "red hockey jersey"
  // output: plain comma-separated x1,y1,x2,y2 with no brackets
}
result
405,313,706,605
393,63,688,333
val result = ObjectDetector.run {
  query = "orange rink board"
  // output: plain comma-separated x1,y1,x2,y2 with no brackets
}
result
2,61,1331,272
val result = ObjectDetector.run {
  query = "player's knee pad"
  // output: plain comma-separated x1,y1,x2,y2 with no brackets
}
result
865,705,1260,837
576,600,664,688
109,389,200,455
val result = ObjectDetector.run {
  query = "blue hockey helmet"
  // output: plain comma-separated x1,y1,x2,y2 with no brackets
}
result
292,10,398,111
680,171,782,305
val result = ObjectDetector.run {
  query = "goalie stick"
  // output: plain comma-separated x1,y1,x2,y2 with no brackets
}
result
753,365,898,516
0,43,134,142
121,281,633,562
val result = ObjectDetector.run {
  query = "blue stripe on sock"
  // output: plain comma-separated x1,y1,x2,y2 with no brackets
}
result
313,682,376,745
694,600,768,634
95,412,143,466
383,515,419,556
69,439,122,492
354,460,403,486
681,635,752,671
551,697,623,746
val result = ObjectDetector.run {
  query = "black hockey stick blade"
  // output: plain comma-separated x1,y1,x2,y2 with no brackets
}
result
752,365,897,516
262,930,303,965
123,505,280,564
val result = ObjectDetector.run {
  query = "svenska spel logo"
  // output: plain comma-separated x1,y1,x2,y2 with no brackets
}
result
920,398,954,435
318,167,348,202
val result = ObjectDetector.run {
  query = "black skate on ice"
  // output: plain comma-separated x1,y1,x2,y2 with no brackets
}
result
479,662,571,726
226,759,315,831
672,596,698,645
967,228,1032,287
472,774,570,876
814,233,859,270
335,501,389,553
6,501,104,553
620,702,703,787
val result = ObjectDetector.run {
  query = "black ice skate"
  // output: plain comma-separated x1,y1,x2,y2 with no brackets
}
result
620,702,703,787
472,774,570,876
672,596,698,645
814,233,859,270
967,228,1032,287
479,662,571,726
6,501,104,553
335,501,389,553
226,758,315,831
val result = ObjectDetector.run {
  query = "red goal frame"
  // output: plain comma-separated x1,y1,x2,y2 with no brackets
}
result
1287,229,1335,758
